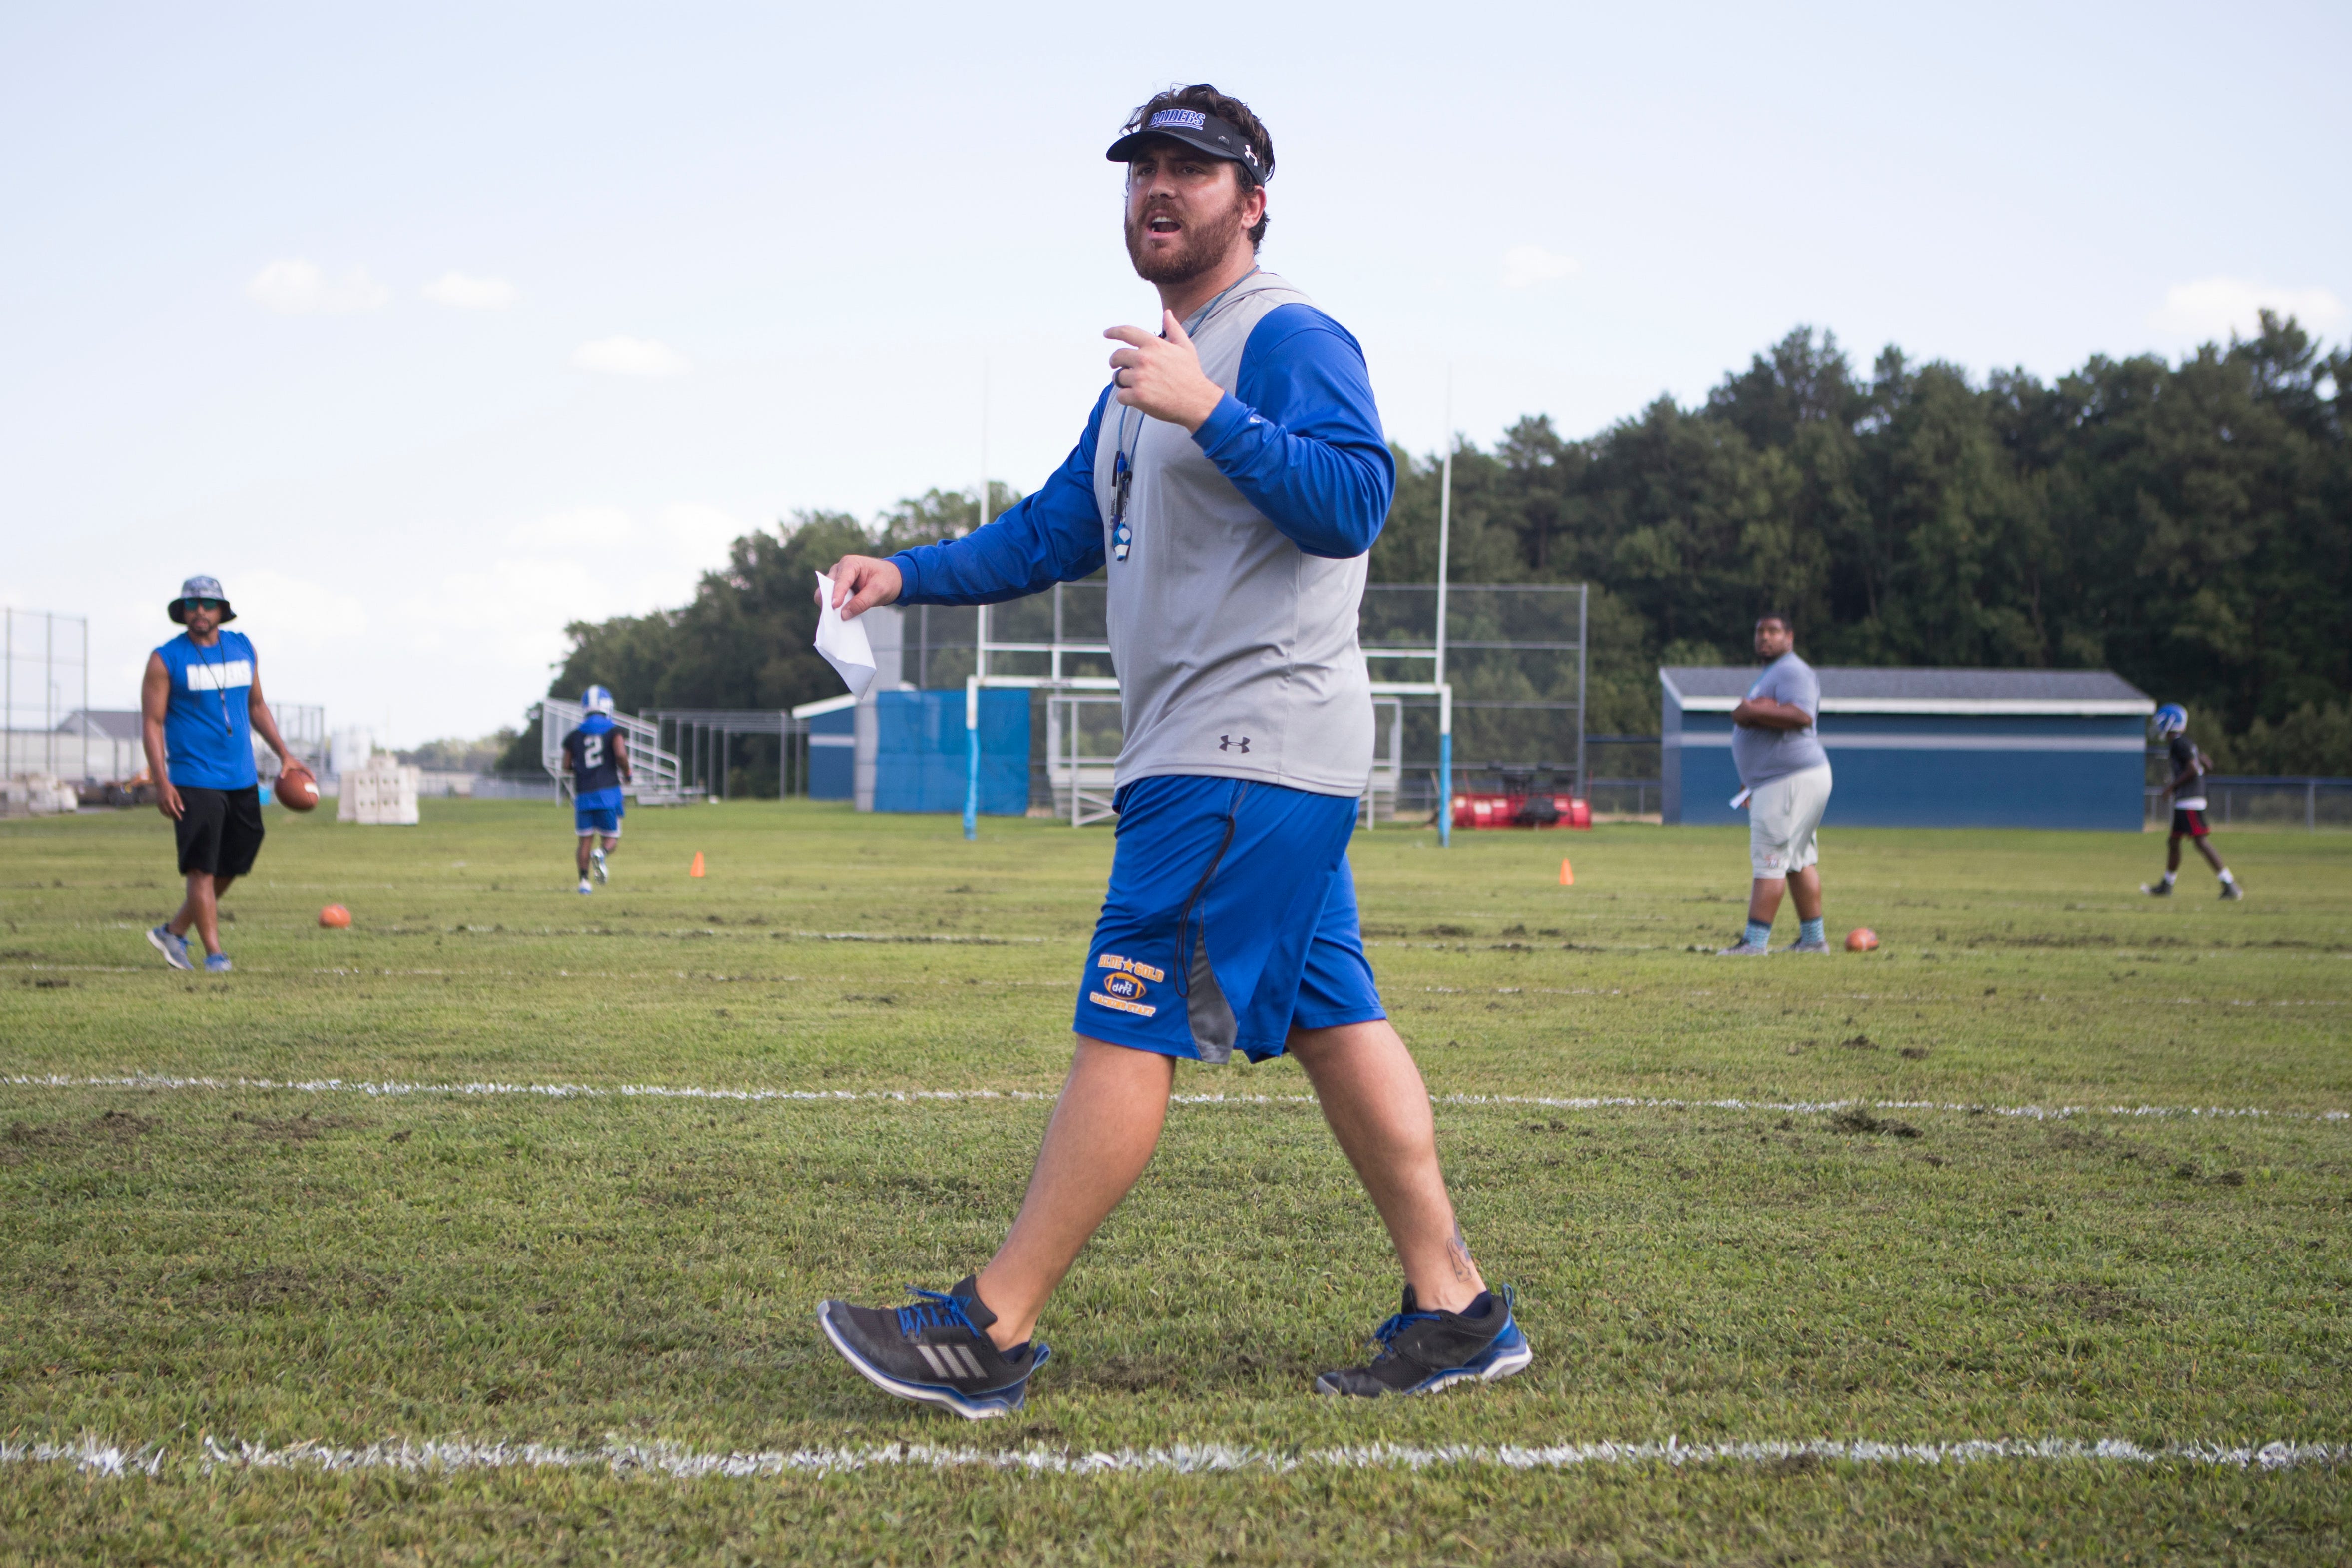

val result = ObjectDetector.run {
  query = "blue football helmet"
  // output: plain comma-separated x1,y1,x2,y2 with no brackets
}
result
581,685,616,716
2153,703,2187,739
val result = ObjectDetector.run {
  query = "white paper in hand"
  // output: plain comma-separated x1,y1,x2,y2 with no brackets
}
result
812,572,877,697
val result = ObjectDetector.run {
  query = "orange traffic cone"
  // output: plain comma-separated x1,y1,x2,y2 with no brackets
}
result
689,852,706,878
1559,858,1574,886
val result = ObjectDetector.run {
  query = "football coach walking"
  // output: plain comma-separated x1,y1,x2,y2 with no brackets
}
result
141,576,300,974
812,85,1530,1417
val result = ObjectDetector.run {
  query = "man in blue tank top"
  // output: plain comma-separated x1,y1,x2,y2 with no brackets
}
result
139,577,301,974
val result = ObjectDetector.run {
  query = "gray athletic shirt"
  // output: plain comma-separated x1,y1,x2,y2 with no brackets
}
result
887,271,1395,795
1731,652,1829,786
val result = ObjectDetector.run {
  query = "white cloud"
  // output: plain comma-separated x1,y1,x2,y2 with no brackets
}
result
246,257,390,315
571,336,689,377
498,502,747,567
422,271,518,309
655,502,749,560
506,506,634,550
409,557,622,673
222,568,370,654
2149,277,2346,339
1501,244,1580,289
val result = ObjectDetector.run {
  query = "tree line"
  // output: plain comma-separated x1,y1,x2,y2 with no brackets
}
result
505,315,2352,781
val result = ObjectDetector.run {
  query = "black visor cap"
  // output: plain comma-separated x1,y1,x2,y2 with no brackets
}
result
1106,109,1268,182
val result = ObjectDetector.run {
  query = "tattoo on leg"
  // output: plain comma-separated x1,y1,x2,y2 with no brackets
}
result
1447,1222,1475,1283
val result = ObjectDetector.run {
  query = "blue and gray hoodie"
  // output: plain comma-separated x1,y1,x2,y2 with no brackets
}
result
888,271,1394,796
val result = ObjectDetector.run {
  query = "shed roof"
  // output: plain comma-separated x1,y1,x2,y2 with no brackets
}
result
57,709,144,740
1661,666,2153,716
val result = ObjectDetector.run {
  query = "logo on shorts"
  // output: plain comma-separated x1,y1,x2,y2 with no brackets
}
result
1218,734,1250,753
1089,990,1158,1018
1090,953,1162,1018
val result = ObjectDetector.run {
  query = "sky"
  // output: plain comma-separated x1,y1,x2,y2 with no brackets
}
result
3,0,2346,747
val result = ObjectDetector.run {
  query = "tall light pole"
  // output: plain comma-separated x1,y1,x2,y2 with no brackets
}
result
1435,370,1454,848
967,357,989,841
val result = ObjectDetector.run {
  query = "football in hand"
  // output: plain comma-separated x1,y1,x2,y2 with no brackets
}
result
275,765,320,812
1846,927,1879,952
319,904,351,929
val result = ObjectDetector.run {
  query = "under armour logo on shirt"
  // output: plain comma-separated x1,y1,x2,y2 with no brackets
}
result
1219,735,1251,753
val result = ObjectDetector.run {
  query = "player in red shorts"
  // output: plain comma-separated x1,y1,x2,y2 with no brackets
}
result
2144,704,2241,899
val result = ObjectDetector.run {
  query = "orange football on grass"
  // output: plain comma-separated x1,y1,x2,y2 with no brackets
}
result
1846,927,1878,952
319,904,351,929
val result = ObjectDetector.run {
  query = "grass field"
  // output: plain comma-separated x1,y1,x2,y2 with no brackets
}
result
3,799,2348,1564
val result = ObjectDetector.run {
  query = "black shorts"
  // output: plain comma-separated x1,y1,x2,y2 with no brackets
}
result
2171,807,2210,839
175,785,266,878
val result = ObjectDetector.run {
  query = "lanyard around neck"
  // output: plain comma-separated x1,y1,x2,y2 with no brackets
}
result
1110,267,1262,561
189,634,237,735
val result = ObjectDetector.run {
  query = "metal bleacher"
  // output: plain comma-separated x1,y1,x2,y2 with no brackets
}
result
536,699,689,805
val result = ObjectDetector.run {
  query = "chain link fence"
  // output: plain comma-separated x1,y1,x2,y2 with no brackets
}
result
2146,776,2352,831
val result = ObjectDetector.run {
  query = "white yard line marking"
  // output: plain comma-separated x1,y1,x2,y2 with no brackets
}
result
1437,1093,2352,1121
3,1435,2343,1480
16,958,2346,1008
0,1072,1060,1106
2,1073,2346,1123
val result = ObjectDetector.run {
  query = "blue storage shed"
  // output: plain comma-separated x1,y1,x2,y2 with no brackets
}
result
1661,667,2153,831
872,690,1031,816
794,694,859,801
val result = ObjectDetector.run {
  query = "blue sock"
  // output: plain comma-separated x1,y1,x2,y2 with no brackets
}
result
1800,917,1825,945
1744,920,1772,948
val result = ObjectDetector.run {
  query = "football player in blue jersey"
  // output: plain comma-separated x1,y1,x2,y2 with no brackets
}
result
560,686,632,894
140,576,302,973
2144,704,2241,899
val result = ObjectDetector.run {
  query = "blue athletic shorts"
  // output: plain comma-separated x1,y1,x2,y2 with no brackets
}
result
575,796,623,837
1075,775,1384,1063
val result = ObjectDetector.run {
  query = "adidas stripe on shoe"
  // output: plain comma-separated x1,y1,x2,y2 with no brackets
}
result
817,1275,1048,1420
1315,1284,1533,1398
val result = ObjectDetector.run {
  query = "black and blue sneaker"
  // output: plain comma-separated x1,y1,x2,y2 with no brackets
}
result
817,1275,1048,1420
1315,1284,1533,1397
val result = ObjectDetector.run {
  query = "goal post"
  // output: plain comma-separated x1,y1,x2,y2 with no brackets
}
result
948,576,1574,845
957,671,1451,843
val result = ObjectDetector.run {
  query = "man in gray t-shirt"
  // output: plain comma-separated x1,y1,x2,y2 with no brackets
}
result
1730,643,1827,786
1720,614,1835,955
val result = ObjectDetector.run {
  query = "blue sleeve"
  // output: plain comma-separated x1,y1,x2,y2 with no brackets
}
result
890,387,1110,606
1191,304,1396,559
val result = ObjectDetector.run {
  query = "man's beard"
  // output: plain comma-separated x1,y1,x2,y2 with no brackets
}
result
1125,193,1250,285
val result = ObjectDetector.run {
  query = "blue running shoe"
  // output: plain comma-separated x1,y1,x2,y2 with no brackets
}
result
147,925,193,971
1315,1284,1533,1397
203,953,233,974
817,1275,1048,1420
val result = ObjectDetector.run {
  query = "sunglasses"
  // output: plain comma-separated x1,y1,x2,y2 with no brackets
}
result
183,598,227,613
